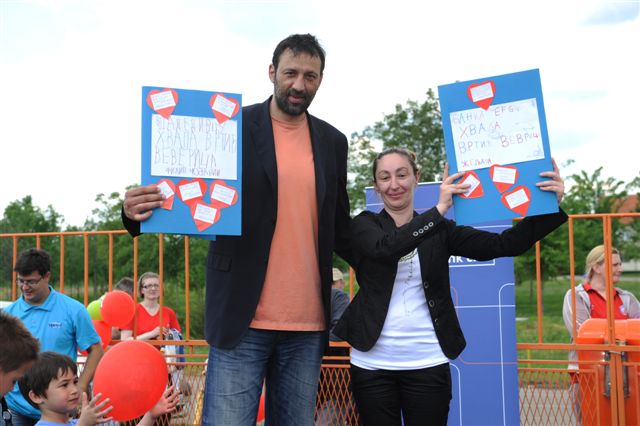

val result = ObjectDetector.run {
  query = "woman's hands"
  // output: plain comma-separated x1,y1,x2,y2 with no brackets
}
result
537,158,565,203
437,158,564,217
436,164,469,216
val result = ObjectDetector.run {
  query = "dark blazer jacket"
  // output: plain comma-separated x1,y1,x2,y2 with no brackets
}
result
123,97,352,349
333,207,567,359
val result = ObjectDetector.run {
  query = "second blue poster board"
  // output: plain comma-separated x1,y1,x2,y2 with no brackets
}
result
140,87,242,237
438,69,558,225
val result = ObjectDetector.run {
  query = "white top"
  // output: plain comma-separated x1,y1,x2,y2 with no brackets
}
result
351,248,449,370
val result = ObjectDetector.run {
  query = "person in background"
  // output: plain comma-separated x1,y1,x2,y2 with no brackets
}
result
18,352,179,426
563,245,640,362
114,278,134,298
334,148,567,426
1,311,40,426
121,33,352,425
330,268,350,342
315,268,352,425
120,272,181,342
4,249,103,426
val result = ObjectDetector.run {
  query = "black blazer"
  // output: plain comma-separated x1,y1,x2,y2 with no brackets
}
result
333,207,567,359
123,98,352,349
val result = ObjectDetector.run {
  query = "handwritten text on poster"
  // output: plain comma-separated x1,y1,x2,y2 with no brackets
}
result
450,98,544,171
150,114,238,179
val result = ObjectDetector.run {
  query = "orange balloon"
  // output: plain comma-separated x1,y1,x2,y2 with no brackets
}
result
257,392,265,422
100,290,135,328
93,341,168,421
78,320,111,355
93,320,112,349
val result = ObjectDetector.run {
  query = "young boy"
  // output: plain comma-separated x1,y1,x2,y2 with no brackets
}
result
1,310,40,425
19,352,178,426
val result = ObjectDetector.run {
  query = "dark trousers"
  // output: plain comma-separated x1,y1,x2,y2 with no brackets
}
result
350,363,451,426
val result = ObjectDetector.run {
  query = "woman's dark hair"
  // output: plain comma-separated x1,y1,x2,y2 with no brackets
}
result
372,148,420,182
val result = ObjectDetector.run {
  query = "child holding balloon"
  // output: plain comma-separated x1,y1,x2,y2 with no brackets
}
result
19,352,179,426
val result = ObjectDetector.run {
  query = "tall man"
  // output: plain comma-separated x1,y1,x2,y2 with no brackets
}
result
122,34,352,425
3,249,103,426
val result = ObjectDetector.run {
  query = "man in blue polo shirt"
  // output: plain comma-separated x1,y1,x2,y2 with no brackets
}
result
3,249,103,426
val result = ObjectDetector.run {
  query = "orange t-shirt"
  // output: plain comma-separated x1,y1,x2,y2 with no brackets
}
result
250,116,324,331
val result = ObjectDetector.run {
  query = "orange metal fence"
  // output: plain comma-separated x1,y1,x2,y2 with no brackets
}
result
3,211,640,425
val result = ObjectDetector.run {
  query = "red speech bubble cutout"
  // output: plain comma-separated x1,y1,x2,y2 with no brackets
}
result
209,180,238,209
155,179,176,210
189,200,221,232
457,170,484,199
500,186,531,217
177,178,207,206
209,93,240,125
490,165,519,193
466,80,496,110
146,88,179,119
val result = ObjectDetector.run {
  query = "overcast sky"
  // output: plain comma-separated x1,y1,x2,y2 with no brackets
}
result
1,0,639,227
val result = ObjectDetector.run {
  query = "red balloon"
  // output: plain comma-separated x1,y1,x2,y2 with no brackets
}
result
93,320,112,349
93,341,168,421
257,392,265,422
100,290,135,328
78,320,112,355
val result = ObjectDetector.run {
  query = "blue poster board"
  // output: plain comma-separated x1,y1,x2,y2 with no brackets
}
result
438,69,557,225
366,184,519,426
140,87,242,237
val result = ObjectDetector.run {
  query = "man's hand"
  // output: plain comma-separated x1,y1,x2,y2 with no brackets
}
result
123,185,165,222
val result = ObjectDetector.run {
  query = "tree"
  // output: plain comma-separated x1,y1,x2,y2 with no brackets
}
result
562,167,640,272
514,166,640,290
348,89,445,212
0,196,64,298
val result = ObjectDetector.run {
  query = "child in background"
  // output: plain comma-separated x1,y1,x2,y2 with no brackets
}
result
19,352,178,426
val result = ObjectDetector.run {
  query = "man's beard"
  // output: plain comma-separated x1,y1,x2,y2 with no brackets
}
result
273,85,315,116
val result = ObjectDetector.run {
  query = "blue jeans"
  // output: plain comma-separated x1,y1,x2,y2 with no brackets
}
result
202,329,324,426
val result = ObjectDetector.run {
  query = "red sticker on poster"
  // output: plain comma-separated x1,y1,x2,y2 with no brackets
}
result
490,165,519,193
155,179,176,210
177,179,207,205
189,200,220,232
209,93,240,125
458,171,484,199
500,186,531,216
146,88,179,119
209,180,238,209
466,81,496,110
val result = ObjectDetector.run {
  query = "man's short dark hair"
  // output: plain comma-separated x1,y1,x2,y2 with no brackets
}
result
0,311,39,373
19,352,77,409
115,276,134,297
272,33,326,74
14,248,51,277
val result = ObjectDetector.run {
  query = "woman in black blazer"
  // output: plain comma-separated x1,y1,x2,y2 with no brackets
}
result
333,148,567,426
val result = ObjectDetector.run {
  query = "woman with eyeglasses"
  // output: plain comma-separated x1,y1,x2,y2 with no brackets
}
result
120,272,181,342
